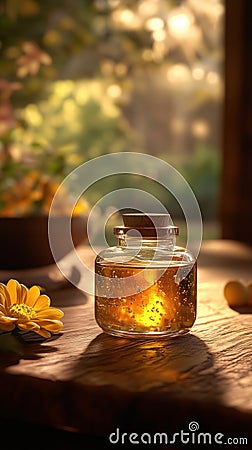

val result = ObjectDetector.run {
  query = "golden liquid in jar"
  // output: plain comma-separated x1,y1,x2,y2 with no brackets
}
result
95,261,197,337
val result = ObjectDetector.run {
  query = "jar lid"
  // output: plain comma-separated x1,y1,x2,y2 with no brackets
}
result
114,213,179,238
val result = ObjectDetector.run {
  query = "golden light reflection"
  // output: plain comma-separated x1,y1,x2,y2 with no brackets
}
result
167,64,191,84
112,9,141,29
152,41,166,60
138,0,159,17
134,289,167,328
142,48,154,61
107,84,122,98
116,280,176,330
54,80,74,97
63,98,77,118
74,87,88,105
8,144,22,161
191,120,209,139
188,0,224,21
145,16,164,31
23,104,42,126
192,65,205,80
167,8,194,39
152,29,166,42
206,71,220,85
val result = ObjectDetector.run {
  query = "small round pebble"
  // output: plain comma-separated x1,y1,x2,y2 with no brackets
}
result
223,280,248,307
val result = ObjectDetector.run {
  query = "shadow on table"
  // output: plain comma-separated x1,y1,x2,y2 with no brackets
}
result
229,304,252,314
0,332,62,369
76,332,223,400
72,333,252,440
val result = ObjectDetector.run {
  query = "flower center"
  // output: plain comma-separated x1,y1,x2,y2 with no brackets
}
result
9,303,35,320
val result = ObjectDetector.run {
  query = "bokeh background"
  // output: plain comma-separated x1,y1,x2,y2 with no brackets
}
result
0,0,224,243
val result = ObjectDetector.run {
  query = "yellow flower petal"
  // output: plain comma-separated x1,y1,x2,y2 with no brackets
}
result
17,321,40,332
0,297,7,314
0,316,17,332
0,284,6,295
6,279,19,305
36,307,64,319
0,321,16,331
35,319,63,333
36,328,51,338
0,283,12,308
17,284,28,304
33,294,51,311
0,280,64,338
26,285,40,307
0,316,18,323
0,285,8,307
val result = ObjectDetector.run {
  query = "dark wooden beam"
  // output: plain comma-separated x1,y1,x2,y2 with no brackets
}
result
220,0,252,245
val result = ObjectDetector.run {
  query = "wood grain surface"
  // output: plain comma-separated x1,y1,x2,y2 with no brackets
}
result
0,240,251,443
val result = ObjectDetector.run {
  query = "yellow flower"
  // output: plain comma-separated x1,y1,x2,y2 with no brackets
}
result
0,279,64,338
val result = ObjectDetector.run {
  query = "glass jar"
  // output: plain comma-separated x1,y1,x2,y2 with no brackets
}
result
95,213,197,339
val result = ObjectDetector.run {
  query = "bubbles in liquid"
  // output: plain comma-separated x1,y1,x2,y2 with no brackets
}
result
95,262,196,336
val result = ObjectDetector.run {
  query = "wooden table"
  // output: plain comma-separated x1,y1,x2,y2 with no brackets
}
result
0,240,251,448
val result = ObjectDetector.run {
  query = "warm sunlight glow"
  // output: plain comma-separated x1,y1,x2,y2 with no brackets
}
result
63,98,77,120
145,16,164,31
188,0,224,22
74,87,88,105
113,9,141,29
207,71,220,85
54,80,74,97
167,64,191,84
152,29,166,42
134,289,167,328
107,84,122,98
191,120,210,139
167,8,194,39
24,104,42,126
192,65,205,80
138,0,159,17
